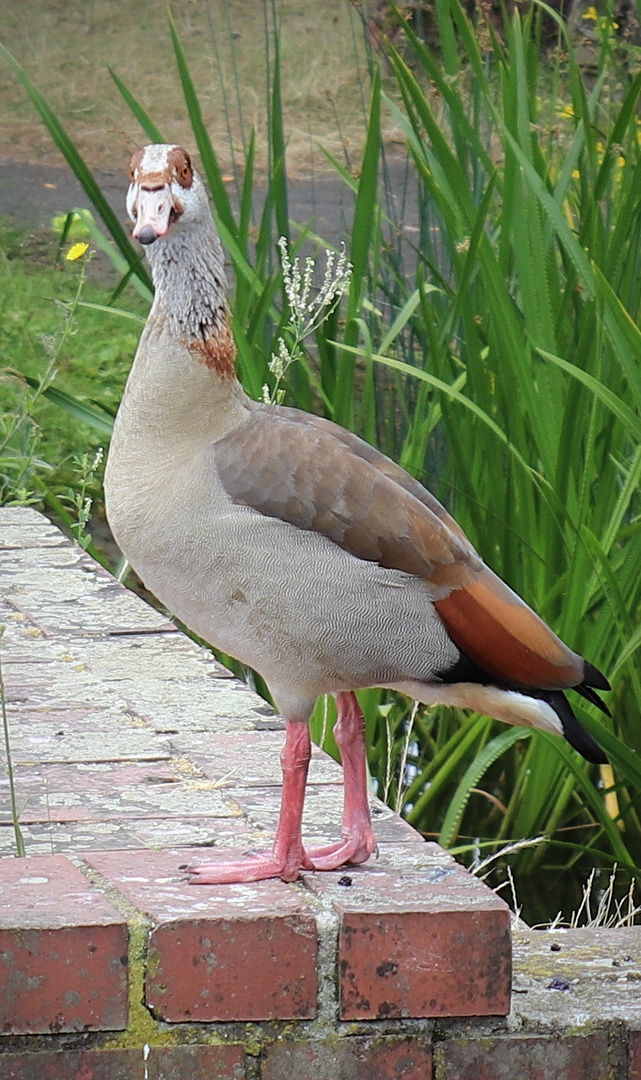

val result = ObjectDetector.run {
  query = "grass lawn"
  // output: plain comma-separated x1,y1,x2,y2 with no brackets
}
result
0,222,144,504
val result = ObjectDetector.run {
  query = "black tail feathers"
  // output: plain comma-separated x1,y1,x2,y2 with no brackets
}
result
575,682,611,718
529,687,608,765
575,662,611,718
583,661,611,693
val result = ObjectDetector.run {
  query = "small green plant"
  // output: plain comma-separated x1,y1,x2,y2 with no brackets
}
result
0,280,58,506
0,362,55,507
0,626,25,857
0,239,97,508
60,446,104,551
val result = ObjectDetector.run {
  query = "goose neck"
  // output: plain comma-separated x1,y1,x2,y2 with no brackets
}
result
146,220,236,378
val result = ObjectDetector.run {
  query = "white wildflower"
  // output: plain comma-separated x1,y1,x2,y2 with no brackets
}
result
266,238,352,404
268,337,292,381
300,255,315,315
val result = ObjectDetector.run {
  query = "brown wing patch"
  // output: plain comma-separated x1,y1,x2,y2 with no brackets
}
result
274,406,472,545
435,567,584,689
215,402,586,690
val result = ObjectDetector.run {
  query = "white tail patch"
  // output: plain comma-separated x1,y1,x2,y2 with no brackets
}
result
390,680,564,736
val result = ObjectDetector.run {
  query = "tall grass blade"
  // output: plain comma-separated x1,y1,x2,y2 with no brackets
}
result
168,12,237,240
0,626,26,856
108,68,165,143
20,377,115,438
439,728,532,847
334,67,381,428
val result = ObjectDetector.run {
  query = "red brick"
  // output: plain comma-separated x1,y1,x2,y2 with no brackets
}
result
630,1031,641,1080
0,854,127,1034
146,1045,245,1080
85,849,317,1022
0,1049,139,1080
0,1045,245,1080
435,1034,609,1079
307,850,511,1020
262,1036,432,1080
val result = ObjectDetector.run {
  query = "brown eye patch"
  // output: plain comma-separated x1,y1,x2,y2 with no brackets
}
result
169,147,193,189
129,148,144,182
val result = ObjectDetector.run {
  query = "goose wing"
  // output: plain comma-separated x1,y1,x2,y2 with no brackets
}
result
214,402,592,692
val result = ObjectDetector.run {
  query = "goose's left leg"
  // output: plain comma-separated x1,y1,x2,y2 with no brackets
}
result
307,690,378,870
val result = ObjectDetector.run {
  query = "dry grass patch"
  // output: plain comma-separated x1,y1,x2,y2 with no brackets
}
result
0,0,375,175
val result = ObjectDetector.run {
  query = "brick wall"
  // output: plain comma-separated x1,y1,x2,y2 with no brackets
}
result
1,509,639,1079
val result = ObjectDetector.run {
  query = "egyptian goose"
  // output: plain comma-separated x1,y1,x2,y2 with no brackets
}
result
104,144,610,884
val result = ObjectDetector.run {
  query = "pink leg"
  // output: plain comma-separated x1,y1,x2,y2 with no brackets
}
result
189,692,377,885
308,691,378,871
189,720,314,884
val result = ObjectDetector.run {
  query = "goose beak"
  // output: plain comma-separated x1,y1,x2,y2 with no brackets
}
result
130,183,175,245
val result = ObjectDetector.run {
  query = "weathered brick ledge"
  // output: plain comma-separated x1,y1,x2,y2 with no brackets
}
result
0,507,640,1079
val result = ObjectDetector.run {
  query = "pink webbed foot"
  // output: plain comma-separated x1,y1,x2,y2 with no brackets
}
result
187,827,377,883
189,718,314,884
187,829,377,884
188,846,313,885
307,829,378,872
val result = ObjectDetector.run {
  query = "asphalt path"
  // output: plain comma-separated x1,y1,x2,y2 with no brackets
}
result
0,156,420,254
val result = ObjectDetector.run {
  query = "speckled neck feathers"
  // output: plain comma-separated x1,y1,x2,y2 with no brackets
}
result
145,203,236,376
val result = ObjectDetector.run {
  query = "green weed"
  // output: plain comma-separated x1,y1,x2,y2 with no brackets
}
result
0,625,25,857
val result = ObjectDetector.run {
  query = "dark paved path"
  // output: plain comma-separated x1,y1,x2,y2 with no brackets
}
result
0,156,419,251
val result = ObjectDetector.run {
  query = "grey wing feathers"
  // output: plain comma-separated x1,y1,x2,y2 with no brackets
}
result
213,402,482,595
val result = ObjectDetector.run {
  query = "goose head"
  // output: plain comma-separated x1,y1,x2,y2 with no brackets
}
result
127,144,210,245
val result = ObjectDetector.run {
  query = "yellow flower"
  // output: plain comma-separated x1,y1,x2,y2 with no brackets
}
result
66,242,90,262
558,104,575,118
582,6,598,18
572,169,580,178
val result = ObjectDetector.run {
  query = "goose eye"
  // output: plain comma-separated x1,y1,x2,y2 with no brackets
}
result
181,164,190,179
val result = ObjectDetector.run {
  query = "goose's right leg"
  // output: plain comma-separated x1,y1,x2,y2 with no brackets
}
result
189,719,314,884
